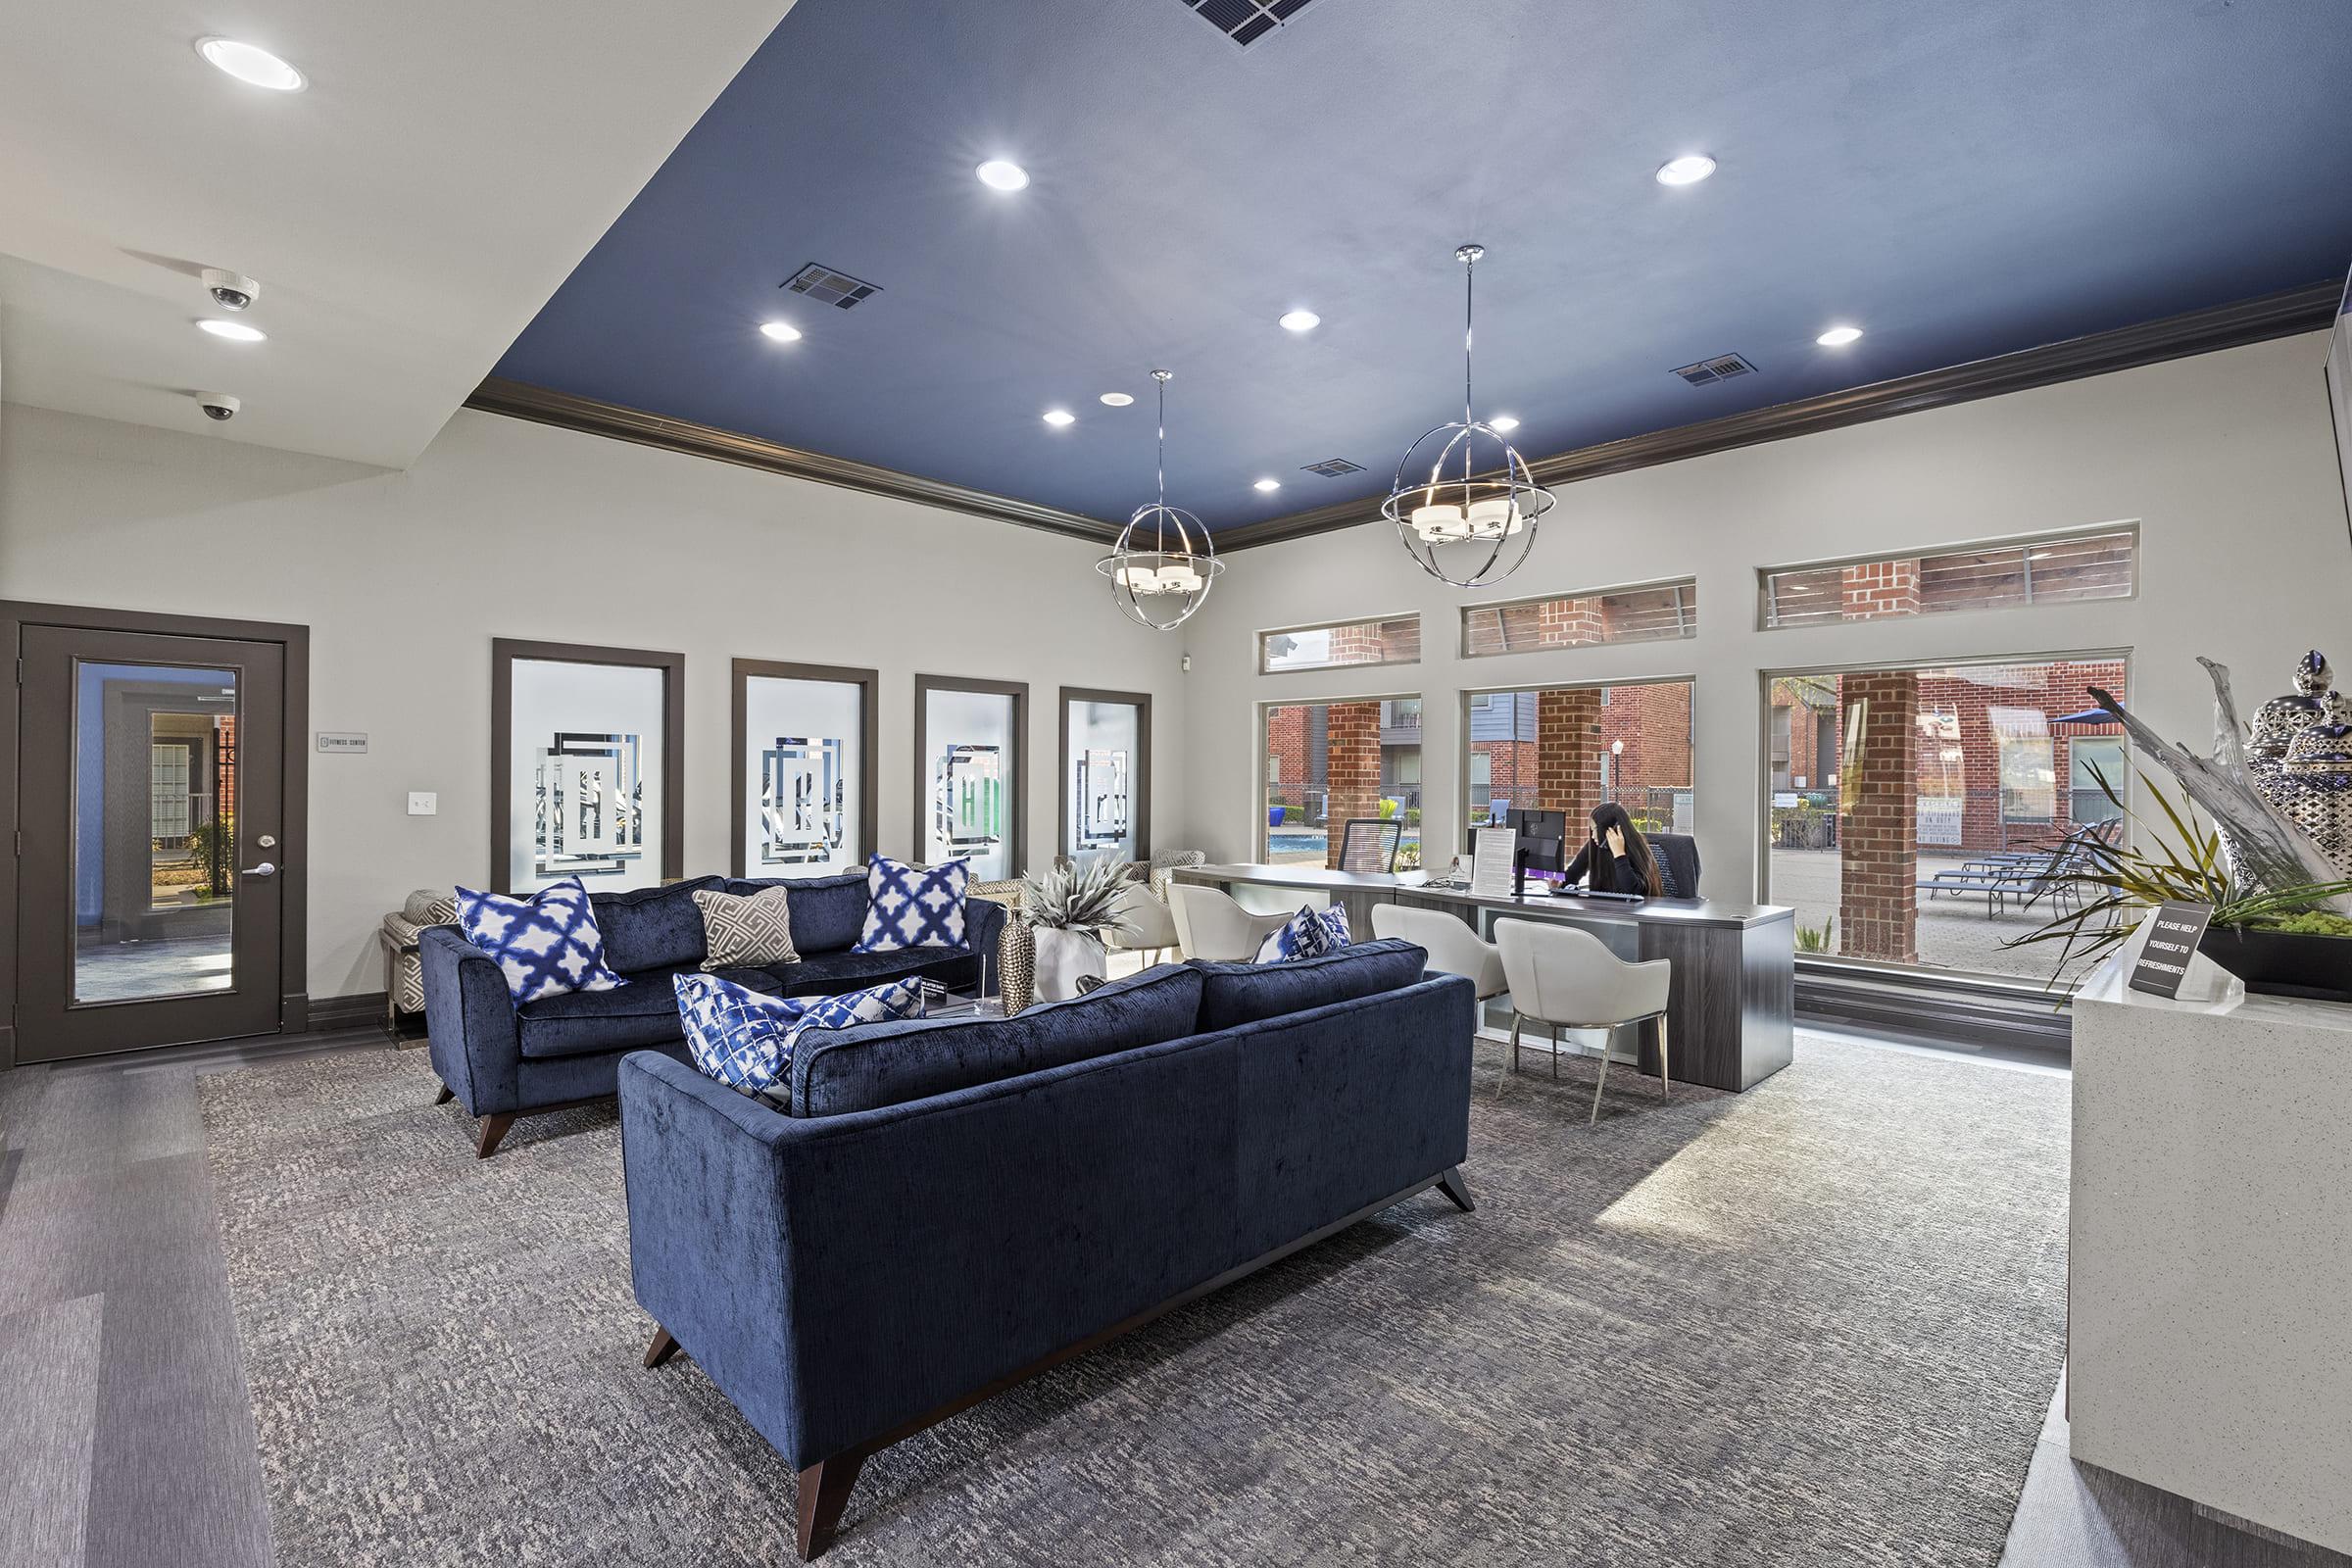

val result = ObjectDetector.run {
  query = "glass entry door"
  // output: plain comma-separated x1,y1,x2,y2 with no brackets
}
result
15,625,286,1058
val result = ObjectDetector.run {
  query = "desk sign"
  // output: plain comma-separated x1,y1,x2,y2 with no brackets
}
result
316,731,368,755
1469,826,1517,900
2129,902,2214,998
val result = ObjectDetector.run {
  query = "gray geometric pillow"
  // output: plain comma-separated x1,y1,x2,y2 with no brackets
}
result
692,885,799,971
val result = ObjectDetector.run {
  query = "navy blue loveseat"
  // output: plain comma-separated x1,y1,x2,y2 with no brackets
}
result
617,940,1476,1557
420,872,1004,1156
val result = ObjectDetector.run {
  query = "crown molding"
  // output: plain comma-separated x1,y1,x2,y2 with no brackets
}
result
463,377,1122,545
1216,280,2342,552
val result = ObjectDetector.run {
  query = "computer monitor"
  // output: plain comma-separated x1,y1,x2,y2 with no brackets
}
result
1466,807,1571,857
1516,834,1566,877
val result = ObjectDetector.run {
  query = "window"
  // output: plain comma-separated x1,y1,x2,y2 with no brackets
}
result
1760,526,2135,629
1460,679,1696,841
1761,656,2130,982
1259,615,1420,674
1261,698,1422,868
1461,579,1696,659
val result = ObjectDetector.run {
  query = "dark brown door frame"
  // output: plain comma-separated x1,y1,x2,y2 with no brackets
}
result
911,674,1029,878
730,660,881,878
1057,686,1152,862
490,639,686,896
0,601,310,1071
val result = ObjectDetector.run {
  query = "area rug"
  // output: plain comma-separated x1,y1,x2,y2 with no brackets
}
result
199,1035,2068,1568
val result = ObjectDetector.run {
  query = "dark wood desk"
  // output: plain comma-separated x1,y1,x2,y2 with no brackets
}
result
1175,863,1794,1093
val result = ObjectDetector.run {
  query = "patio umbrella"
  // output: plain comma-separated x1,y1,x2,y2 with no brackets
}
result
2050,708,2122,731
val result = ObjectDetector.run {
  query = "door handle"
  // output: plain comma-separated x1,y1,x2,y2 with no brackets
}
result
242,861,278,878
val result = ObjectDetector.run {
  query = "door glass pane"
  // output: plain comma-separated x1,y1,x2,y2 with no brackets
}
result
74,661,238,1003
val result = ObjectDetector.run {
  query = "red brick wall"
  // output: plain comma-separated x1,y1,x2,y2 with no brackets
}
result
1322,701,1384,867
1840,559,1922,620
1264,704,1308,813
1535,688,1603,821
1838,671,1919,962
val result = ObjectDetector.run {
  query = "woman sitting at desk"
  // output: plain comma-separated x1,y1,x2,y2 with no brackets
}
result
1560,802,1669,897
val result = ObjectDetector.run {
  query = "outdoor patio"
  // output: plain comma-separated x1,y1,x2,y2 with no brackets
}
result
1768,847,2093,985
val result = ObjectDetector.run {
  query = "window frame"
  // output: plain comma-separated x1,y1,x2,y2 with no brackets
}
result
1255,688,1423,863
1256,613,1423,676
1755,521,2140,632
1751,644,2133,990
1455,672,1699,846
1457,575,1698,661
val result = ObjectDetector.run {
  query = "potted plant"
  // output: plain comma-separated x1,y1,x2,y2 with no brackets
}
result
1018,857,1129,1002
2010,766,2352,1001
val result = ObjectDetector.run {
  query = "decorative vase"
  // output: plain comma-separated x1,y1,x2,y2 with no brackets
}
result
1032,926,1107,1002
998,918,1036,1015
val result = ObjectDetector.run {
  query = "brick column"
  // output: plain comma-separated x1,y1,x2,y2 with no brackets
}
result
1840,559,1921,620
1539,597,1606,649
1535,688,1602,821
1838,671,1919,962
1321,701,1383,868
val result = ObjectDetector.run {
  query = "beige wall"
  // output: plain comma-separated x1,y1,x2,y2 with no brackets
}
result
0,405,1184,1000
1171,330,2352,905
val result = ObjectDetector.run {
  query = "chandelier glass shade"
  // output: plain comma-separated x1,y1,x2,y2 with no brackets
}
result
1096,369,1223,631
1380,244,1553,586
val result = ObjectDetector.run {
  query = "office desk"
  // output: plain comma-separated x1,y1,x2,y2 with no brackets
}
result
1174,863,1794,1093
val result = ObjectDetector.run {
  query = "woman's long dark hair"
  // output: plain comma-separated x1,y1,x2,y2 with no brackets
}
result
1589,802,1665,897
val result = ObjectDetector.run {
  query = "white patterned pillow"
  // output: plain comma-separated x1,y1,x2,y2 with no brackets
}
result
1253,904,1351,964
692,885,799,970
455,877,626,1004
855,855,969,952
676,973,925,1106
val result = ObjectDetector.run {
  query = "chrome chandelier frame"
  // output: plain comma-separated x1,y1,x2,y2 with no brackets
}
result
1380,243,1553,588
1096,369,1223,631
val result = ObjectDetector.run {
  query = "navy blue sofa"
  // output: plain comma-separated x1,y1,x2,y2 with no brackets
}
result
420,872,1004,1156
617,940,1476,1558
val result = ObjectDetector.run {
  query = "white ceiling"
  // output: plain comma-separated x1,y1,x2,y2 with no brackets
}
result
0,2,792,468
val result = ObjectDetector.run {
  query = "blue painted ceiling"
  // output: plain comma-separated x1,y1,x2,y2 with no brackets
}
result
494,0,2352,530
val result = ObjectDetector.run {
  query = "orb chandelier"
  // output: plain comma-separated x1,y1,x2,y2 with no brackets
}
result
1096,369,1223,631
1380,243,1554,587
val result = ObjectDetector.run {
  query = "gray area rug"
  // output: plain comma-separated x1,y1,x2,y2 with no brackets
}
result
199,1036,2068,1567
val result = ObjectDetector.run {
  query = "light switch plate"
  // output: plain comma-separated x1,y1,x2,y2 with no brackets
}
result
407,792,437,816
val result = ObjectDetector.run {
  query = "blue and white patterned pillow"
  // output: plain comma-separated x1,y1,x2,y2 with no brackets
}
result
455,877,626,1004
1253,904,1351,964
855,855,969,952
675,973,925,1104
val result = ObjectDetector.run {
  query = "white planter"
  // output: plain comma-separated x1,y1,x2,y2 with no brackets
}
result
1031,927,1106,1002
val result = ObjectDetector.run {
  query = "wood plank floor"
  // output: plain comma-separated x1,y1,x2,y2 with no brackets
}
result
0,1030,2341,1568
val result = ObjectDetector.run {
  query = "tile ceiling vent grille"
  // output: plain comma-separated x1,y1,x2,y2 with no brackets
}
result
1182,0,1316,48
1301,457,1364,477
781,263,881,310
1672,353,1757,386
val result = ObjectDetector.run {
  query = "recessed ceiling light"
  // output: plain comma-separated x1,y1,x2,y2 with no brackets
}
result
1278,309,1321,333
976,160,1030,192
1654,154,1716,186
1815,324,1864,347
197,318,267,343
1490,415,1520,433
1043,408,1075,427
196,37,306,91
1253,477,1281,493
760,320,803,343
1100,392,1134,407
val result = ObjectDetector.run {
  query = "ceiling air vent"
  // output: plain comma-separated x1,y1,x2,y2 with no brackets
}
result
1672,353,1757,386
1181,0,1317,48
1301,457,1364,478
781,263,882,310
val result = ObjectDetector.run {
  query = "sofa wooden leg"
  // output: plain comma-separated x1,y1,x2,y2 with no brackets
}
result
474,1113,514,1159
434,1083,455,1105
1437,1167,1476,1213
644,1325,681,1369
796,1452,866,1560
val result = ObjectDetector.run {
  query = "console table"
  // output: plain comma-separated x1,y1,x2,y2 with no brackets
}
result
1173,863,1794,1093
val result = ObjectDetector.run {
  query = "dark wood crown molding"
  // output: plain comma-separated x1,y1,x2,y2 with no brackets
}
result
464,376,1121,545
1215,280,2341,552
469,282,2335,556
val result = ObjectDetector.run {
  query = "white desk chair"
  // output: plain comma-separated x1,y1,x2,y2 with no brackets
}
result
1370,905,1505,1000
1169,883,1294,962
1494,919,1672,1125
1103,882,1181,967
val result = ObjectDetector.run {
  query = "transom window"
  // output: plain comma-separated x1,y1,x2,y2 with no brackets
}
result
1259,615,1421,674
1461,579,1696,659
1761,525,2136,629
